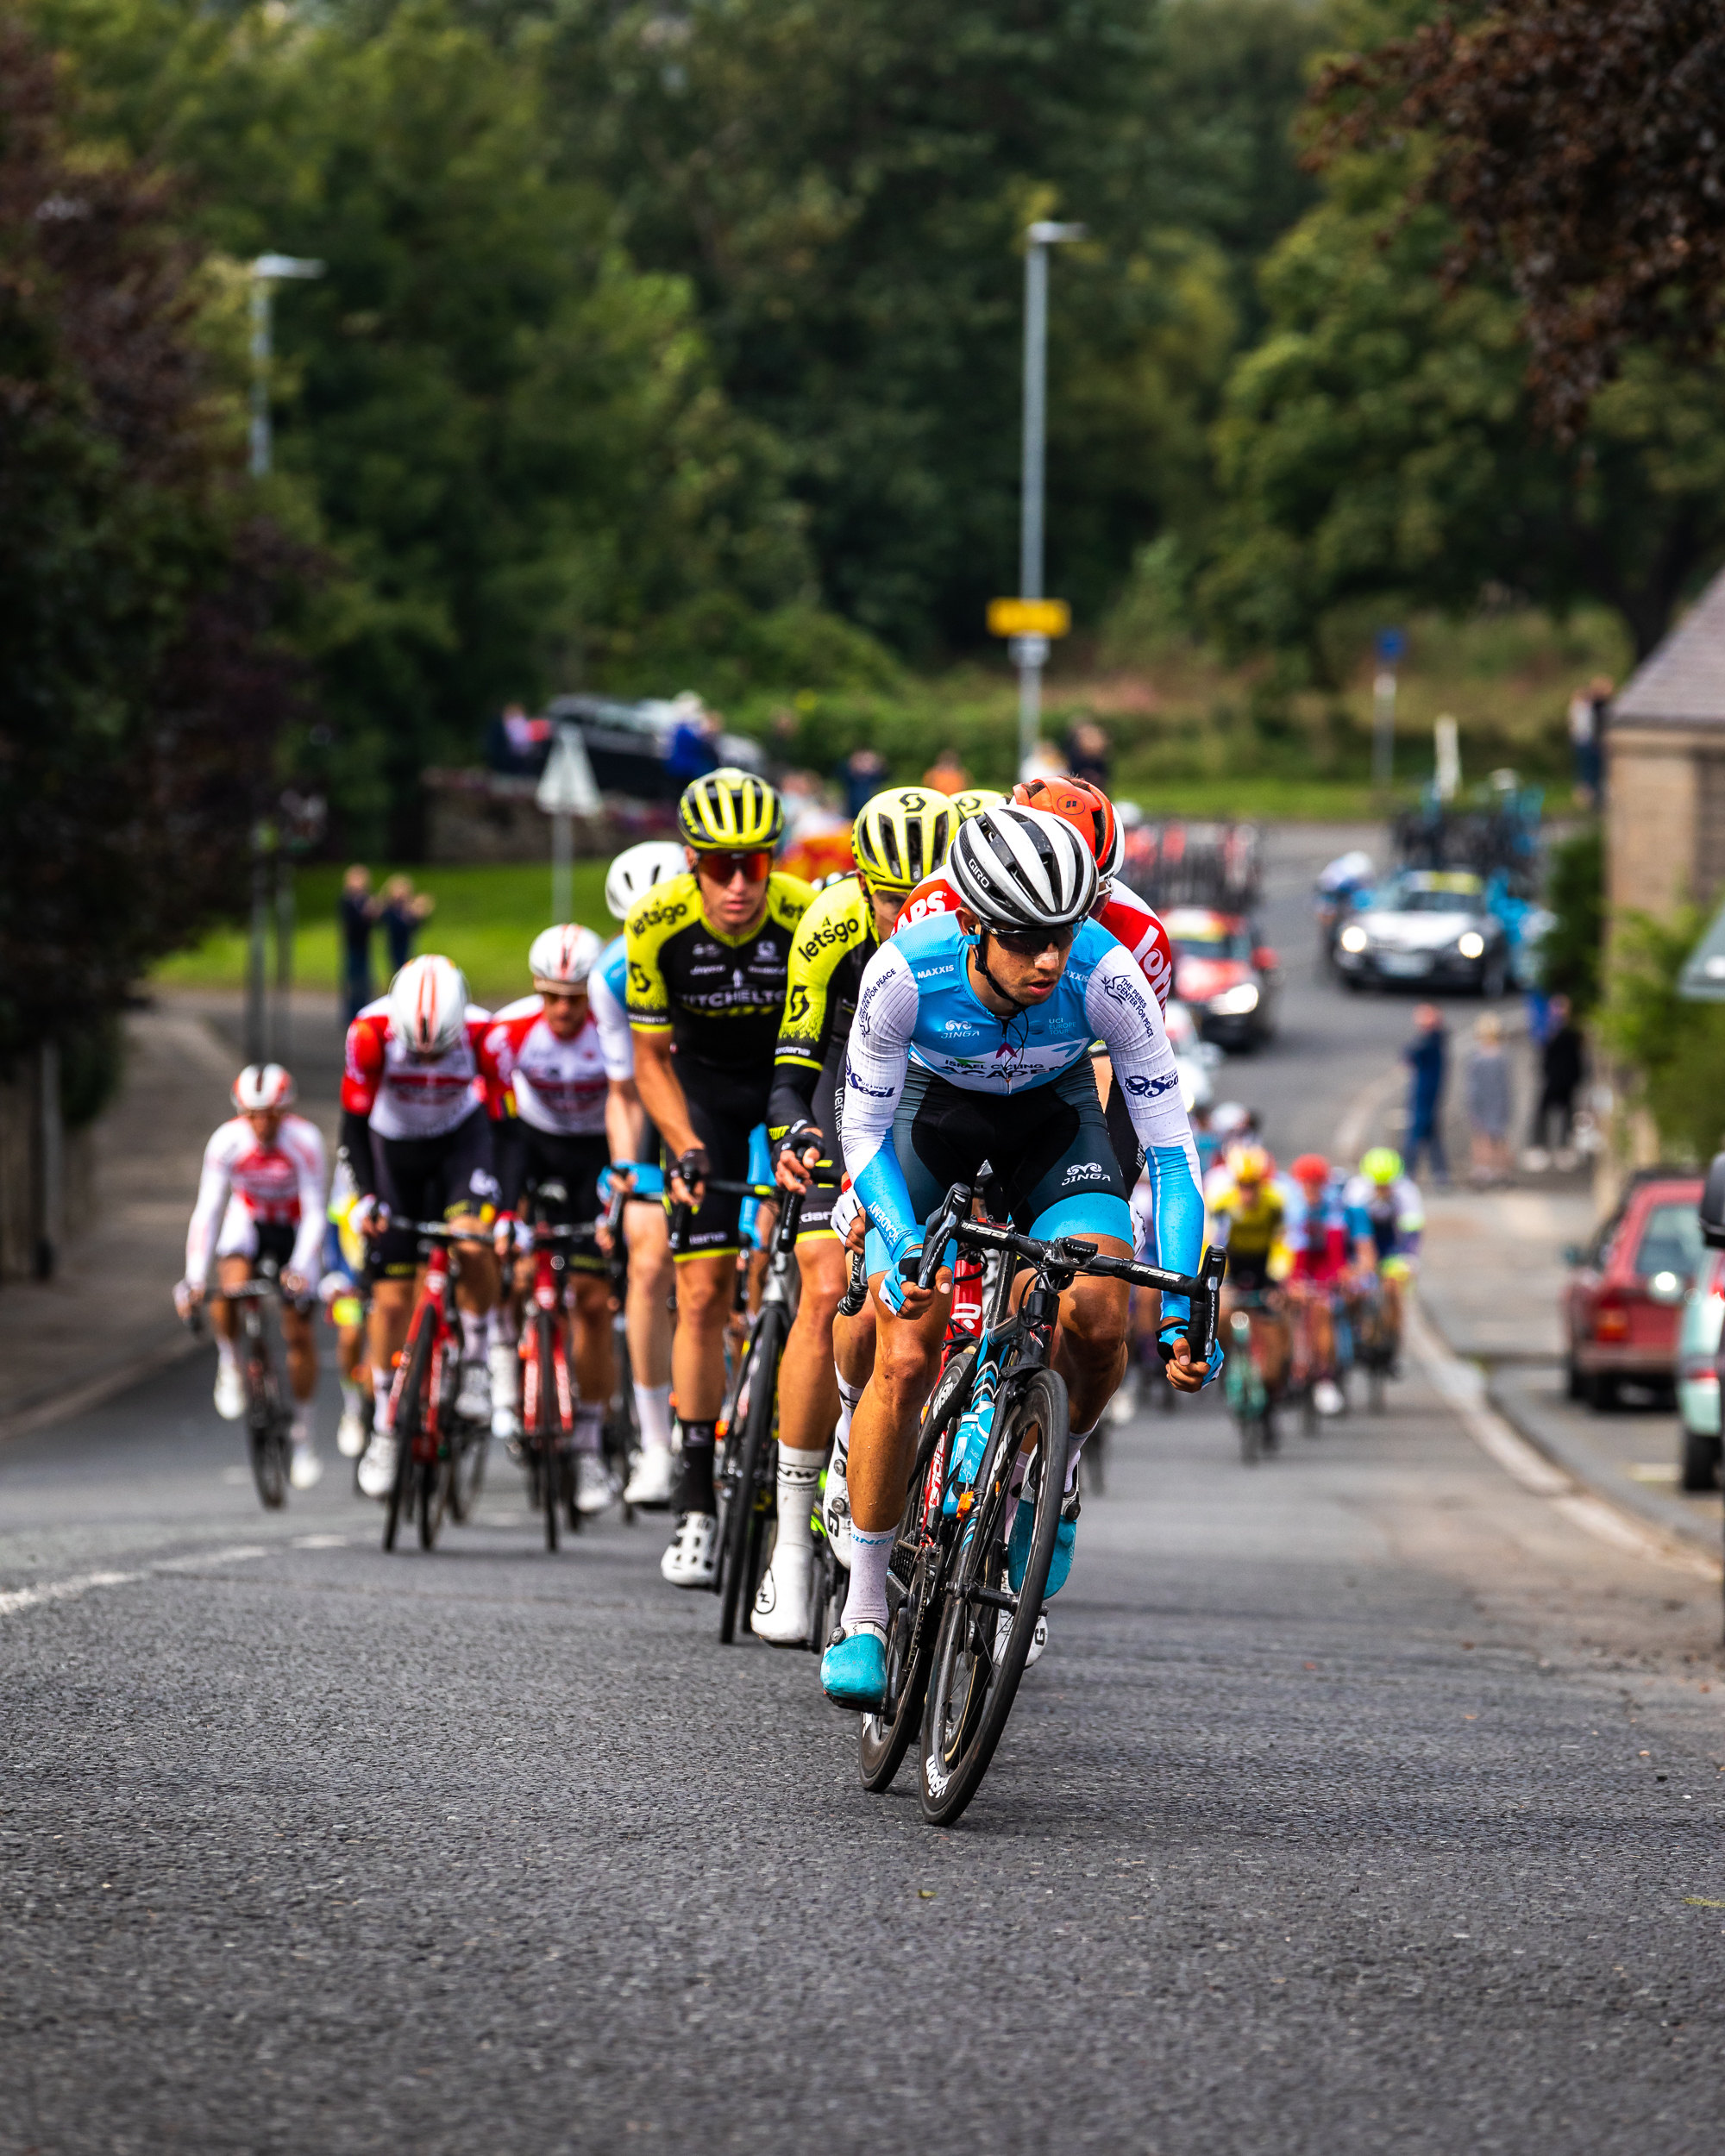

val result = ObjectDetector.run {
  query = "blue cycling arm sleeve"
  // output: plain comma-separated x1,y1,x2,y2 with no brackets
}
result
842,945,921,1263
1144,1144,1206,1330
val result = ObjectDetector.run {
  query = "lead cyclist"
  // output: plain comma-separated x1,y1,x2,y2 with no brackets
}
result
821,804,1220,1710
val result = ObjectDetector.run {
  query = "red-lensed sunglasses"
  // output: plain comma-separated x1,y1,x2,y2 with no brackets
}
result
696,849,773,885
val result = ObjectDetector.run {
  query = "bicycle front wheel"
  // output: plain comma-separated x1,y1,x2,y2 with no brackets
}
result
919,1369,1068,1828
719,1302,786,1645
527,1310,561,1552
383,1313,437,1552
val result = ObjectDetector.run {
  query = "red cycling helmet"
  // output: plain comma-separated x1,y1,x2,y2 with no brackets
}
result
1011,775,1124,883
1289,1152,1332,1187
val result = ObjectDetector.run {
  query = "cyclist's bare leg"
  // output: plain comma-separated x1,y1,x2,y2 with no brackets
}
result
624,1202,674,1389
210,1256,250,1355
779,1235,845,1453
570,1271,615,1406
367,1277,416,1419
279,1301,317,1404
673,1251,735,1421
847,1276,953,1535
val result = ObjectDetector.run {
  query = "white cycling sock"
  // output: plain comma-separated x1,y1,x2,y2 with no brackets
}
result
774,1445,825,1558
633,1381,674,1453
573,1405,604,1456
487,1337,519,1410
1064,1420,1098,1494
461,1310,487,1361
840,1526,894,1634
339,1376,366,1418
371,1367,395,1433
291,1406,313,1445
216,1337,238,1371
833,1370,863,1459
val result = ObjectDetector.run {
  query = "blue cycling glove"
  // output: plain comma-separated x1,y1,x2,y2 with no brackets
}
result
1158,1316,1224,1387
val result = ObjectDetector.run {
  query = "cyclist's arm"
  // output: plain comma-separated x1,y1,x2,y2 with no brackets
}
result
630,1031,698,1164
840,945,922,1264
339,1109,378,1200
604,1077,650,1173
1085,949,1204,1326
339,1016,385,1199
492,1106,527,1217
286,1120,329,1284
185,1129,234,1290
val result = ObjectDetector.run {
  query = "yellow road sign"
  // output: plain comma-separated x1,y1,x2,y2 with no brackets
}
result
988,598,1070,638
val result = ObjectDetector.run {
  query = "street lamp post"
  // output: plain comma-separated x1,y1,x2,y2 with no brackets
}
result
1015,219,1085,776
248,253,324,479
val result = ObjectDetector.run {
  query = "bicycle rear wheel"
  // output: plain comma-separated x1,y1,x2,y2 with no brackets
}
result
919,1369,1068,1827
417,1454,450,1550
858,1343,975,1793
527,1309,561,1551
719,1303,786,1645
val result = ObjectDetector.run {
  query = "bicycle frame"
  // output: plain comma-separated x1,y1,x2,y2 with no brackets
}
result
386,1225,466,1464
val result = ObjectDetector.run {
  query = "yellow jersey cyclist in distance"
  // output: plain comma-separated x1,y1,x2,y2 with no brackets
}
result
751,787,966,1645
625,766,813,1589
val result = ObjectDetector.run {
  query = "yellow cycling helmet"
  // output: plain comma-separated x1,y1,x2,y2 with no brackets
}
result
676,766,784,851
852,787,960,893
950,787,1006,819
1360,1146,1403,1185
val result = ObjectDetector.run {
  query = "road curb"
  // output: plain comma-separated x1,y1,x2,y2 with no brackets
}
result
0,1327,202,1450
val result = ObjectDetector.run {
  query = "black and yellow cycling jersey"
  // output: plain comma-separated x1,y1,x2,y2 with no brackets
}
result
1209,1180,1284,1255
768,874,878,1128
624,869,813,1070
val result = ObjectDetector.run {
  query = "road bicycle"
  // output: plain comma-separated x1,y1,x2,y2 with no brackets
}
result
674,1161,840,1645
856,1182,1223,1827
381,1220,489,1553
184,1259,302,1510
1349,1270,1402,1413
1223,1289,1286,1464
512,1187,596,1551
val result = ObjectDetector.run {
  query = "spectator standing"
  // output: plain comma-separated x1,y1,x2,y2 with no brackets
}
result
339,866,380,1022
1065,718,1112,789
922,748,970,796
665,696,720,784
1402,1002,1449,1184
834,746,887,817
379,874,436,974
1465,1013,1513,1186
1567,676,1609,807
486,700,552,776
1526,993,1585,1170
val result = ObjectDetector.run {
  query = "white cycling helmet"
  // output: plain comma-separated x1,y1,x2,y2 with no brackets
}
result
233,1062,296,1111
605,840,687,922
389,953,471,1056
529,922,603,987
945,805,1098,933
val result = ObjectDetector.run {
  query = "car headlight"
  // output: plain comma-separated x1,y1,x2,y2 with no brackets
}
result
1339,924,1369,955
1457,930,1485,960
1209,982,1260,1017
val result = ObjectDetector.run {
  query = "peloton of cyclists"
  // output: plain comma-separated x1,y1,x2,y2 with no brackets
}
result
819,804,1219,1711
1345,1145,1424,1357
179,1063,329,1490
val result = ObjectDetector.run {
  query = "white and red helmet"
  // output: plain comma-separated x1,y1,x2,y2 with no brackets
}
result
528,923,603,987
389,954,471,1056
232,1063,296,1112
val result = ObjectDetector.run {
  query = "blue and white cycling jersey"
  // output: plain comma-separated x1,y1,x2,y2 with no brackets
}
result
589,933,633,1081
844,912,1206,1318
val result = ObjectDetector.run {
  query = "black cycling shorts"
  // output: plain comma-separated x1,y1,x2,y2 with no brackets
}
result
667,1057,772,1261
517,1125,607,1273
371,1109,499,1281
1226,1249,1271,1293
862,1061,1132,1275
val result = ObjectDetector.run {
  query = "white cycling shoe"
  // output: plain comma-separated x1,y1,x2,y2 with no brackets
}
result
996,1608,1051,1667
336,1406,370,1459
455,1359,492,1422
751,1544,813,1645
356,1430,397,1500
575,1453,615,1516
624,1447,676,1508
1313,1378,1345,1418
289,1437,323,1491
213,1361,246,1422
821,1454,853,1570
491,1403,522,1444
660,1511,717,1588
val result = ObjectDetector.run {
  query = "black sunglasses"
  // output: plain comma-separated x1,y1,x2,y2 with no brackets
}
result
988,923,1078,958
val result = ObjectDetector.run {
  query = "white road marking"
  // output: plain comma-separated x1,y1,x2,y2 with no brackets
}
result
153,1545,267,1571
291,1534,350,1550
0,1570,142,1617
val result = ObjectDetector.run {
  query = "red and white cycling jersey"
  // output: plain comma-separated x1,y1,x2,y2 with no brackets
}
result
185,1113,328,1287
341,999,495,1142
482,996,620,1138
894,869,1175,1012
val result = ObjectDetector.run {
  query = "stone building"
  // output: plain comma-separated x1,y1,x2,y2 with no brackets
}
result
1608,563,1725,919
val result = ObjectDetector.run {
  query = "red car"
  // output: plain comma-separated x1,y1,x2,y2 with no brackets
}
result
1162,906,1282,1051
1561,1171,1705,1409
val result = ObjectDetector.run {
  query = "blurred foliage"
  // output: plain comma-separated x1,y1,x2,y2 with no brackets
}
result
1600,904,1725,1165
1538,824,1603,1015
0,12,310,1059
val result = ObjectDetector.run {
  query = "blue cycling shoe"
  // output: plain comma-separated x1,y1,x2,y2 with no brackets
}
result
820,1625,887,1711
1007,1486,1080,1599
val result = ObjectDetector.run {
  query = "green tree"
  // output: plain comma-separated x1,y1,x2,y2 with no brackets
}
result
1199,146,1725,670
1600,906,1725,1165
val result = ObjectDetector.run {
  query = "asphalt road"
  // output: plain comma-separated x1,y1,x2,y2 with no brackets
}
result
6,829,1725,2154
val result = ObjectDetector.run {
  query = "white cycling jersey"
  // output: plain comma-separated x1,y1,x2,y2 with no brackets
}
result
342,997,492,1141
586,935,635,1082
185,1114,328,1288
484,995,622,1138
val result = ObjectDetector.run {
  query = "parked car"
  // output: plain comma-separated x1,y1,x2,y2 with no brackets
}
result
1333,869,1510,995
1162,907,1282,1051
1675,1248,1723,1490
543,693,766,800
1561,1171,1705,1410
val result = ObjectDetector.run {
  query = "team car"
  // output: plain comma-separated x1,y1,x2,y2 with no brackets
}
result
1333,870,1510,996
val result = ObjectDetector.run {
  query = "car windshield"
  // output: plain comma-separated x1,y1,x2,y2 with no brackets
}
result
1634,1202,1703,1282
1383,887,1480,914
1172,923,1253,962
